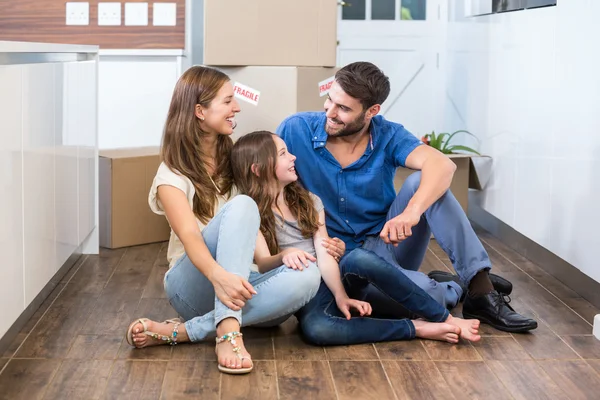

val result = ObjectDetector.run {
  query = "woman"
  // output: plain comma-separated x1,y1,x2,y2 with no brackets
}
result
125,67,330,375
231,131,482,345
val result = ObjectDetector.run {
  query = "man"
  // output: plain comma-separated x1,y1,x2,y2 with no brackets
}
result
276,61,537,337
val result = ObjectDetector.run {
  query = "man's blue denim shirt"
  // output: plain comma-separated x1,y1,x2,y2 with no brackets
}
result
276,112,422,251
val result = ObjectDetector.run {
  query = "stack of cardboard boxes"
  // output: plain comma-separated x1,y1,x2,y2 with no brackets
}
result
99,0,339,249
204,0,339,139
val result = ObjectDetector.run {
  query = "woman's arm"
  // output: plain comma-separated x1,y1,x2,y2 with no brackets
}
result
158,185,255,309
254,231,316,273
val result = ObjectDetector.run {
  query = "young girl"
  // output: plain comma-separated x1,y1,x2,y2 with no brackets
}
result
125,67,327,375
231,131,482,345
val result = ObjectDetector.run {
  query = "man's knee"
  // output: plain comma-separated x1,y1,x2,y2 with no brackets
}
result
400,171,422,193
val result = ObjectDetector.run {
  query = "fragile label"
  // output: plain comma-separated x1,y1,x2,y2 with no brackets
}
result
318,76,335,97
233,82,260,106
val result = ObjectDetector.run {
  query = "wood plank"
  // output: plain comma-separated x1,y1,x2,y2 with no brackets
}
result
221,360,277,400
509,301,580,360
538,360,600,400
170,342,217,361
66,335,123,360
67,248,126,295
2,332,27,358
0,1,185,49
102,360,167,400
20,282,66,334
242,336,275,361
160,361,220,400
562,297,600,325
325,343,378,361
0,359,61,400
421,340,482,361
330,361,396,400
80,244,163,336
14,293,98,358
376,340,431,361
141,243,169,299
471,337,531,361
560,335,600,359
274,336,326,361
486,360,569,400
382,360,456,400
435,361,512,400
277,360,337,400
0,358,8,373
43,360,113,399
586,359,600,374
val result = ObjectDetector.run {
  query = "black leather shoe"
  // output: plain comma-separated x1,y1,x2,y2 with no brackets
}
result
427,271,467,302
428,270,513,295
463,291,537,332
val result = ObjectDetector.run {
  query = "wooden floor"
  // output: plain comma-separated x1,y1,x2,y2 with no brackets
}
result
1,229,600,399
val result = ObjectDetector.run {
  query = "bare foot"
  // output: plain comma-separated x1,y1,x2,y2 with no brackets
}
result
216,318,252,371
413,320,461,344
129,318,189,348
445,314,481,342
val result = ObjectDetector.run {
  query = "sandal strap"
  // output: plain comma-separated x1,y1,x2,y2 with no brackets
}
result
141,321,182,346
215,331,244,359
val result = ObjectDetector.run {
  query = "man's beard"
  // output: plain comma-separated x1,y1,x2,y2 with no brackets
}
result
325,111,367,138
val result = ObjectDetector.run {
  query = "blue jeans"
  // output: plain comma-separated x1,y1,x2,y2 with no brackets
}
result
164,195,321,342
297,248,450,345
361,171,491,309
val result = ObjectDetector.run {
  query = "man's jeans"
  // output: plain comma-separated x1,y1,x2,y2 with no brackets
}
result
297,248,450,345
164,195,321,342
362,171,491,309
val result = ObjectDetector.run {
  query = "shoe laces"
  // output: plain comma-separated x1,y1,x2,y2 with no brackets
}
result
492,292,515,315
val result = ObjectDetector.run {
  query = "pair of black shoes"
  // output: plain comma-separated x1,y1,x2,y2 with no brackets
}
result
428,270,537,333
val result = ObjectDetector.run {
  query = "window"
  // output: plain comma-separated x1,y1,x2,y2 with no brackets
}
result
342,0,366,20
401,0,426,20
372,0,396,20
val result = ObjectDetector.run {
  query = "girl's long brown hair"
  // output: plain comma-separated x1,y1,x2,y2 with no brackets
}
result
231,131,320,255
161,66,234,224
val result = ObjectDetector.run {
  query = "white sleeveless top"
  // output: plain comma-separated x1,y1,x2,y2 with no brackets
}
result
148,162,237,268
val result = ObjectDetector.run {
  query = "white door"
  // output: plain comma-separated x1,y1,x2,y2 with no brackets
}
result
337,0,447,138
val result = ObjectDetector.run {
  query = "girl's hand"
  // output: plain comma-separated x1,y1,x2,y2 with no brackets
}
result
322,237,346,262
281,248,316,271
335,296,372,320
210,268,256,310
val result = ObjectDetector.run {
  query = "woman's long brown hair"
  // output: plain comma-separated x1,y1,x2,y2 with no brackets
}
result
231,131,320,255
161,66,234,224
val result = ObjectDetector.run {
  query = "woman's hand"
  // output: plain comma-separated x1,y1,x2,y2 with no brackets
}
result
210,268,257,311
281,248,316,271
321,237,346,262
335,296,372,320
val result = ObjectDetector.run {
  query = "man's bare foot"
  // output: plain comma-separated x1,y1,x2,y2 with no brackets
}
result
413,320,461,343
445,314,481,342
129,318,189,348
216,318,252,370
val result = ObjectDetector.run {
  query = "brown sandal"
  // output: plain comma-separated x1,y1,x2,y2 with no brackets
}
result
126,318,181,348
215,331,253,374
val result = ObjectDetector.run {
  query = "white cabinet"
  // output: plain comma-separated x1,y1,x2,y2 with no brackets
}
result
0,42,98,338
0,65,25,338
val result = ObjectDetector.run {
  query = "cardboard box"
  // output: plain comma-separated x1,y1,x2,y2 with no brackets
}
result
204,0,337,67
216,66,339,140
99,147,171,249
393,154,488,214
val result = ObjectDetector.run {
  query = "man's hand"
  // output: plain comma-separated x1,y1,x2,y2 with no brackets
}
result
321,237,345,262
380,209,421,246
335,296,372,320
281,248,317,271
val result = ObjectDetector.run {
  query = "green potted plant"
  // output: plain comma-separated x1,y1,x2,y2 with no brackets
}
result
421,130,480,155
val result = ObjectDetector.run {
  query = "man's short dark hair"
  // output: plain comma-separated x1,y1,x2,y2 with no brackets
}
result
334,62,390,110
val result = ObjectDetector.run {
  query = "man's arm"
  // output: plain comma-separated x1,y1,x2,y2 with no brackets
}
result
380,144,456,245
403,144,456,216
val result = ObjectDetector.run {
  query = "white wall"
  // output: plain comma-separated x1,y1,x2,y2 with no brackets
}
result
444,0,600,283
98,52,183,149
